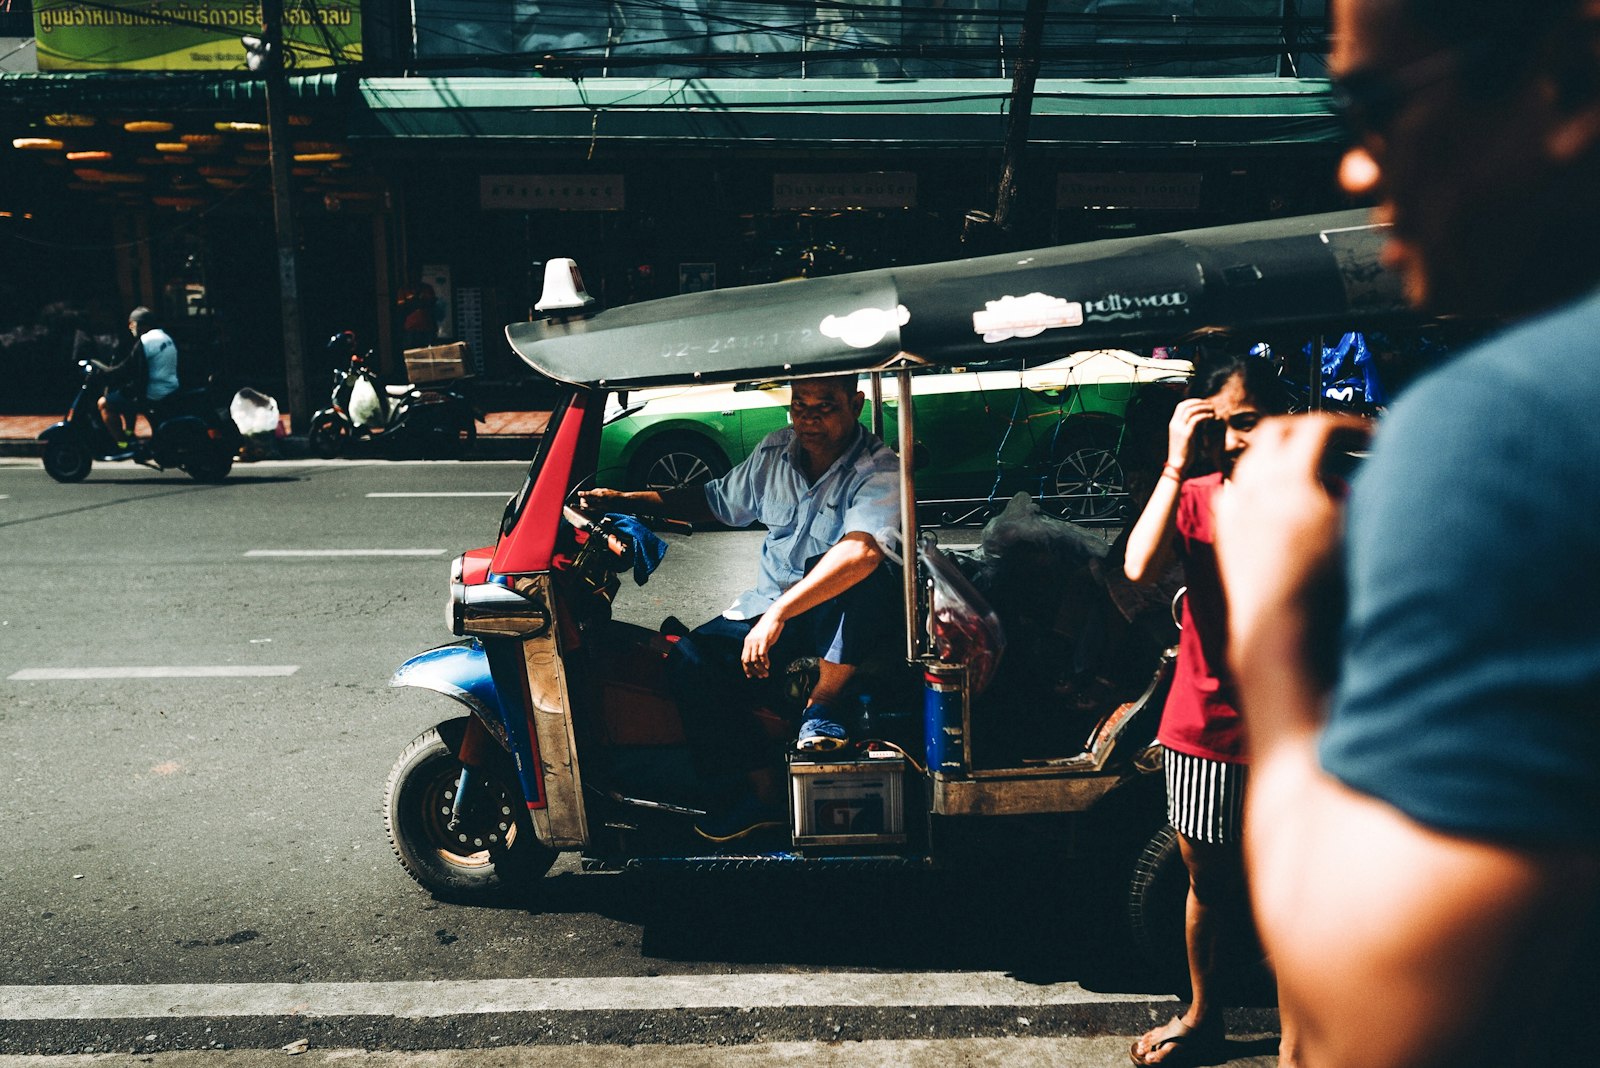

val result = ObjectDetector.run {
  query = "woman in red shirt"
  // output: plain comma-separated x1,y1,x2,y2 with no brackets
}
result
1124,354,1296,1067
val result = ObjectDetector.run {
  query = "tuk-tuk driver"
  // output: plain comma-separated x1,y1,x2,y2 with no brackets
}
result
580,373,902,841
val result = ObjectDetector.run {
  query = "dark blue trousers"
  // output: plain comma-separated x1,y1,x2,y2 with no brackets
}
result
666,561,902,776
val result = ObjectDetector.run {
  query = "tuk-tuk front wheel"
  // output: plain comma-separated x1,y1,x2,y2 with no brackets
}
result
384,719,555,903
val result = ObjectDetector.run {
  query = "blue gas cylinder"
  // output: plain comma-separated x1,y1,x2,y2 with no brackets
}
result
923,664,964,775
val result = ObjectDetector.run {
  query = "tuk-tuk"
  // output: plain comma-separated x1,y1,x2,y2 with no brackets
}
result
382,209,1412,973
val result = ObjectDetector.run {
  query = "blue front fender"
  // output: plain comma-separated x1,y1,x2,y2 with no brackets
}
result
390,640,512,752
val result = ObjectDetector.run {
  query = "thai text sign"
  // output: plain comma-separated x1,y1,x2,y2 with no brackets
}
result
1056,172,1203,210
773,173,917,210
480,176,627,211
33,1,362,71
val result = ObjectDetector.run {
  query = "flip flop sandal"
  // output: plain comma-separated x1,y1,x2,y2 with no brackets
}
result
1129,1015,1225,1066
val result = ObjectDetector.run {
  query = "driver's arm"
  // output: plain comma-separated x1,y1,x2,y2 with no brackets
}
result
578,484,716,526
739,532,884,679
767,531,883,624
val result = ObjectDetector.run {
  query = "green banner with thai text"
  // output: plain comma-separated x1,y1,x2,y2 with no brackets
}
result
33,1,361,71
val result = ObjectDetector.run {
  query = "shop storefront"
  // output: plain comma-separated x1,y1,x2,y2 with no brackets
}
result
1,3,1345,410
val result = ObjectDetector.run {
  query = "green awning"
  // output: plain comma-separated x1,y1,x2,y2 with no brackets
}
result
352,76,1339,149
0,71,342,111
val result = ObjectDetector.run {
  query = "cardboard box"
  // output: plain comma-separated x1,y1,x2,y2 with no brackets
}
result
403,341,472,384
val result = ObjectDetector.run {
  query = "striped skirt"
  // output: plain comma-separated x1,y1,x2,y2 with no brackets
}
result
1164,748,1249,846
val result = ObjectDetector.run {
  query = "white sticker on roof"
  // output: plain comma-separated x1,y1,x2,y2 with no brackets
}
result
819,305,911,350
972,293,1085,343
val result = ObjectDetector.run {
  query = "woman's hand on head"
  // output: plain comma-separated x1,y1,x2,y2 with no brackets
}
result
1167,398,1217,469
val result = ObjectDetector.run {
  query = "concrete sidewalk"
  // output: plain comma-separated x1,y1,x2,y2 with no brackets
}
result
0,1035,1287,1067
0,411,552,459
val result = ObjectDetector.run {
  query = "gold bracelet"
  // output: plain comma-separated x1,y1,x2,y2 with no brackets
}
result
1160,464,1184,482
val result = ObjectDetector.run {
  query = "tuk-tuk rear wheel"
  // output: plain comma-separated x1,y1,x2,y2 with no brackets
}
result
385,719,555,903
1126,823,1269,988
1126,825,1191,983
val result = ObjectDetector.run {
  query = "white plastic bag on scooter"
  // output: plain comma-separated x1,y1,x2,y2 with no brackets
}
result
349,375,384,429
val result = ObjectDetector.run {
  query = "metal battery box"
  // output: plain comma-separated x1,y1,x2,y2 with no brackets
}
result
787,753,907,846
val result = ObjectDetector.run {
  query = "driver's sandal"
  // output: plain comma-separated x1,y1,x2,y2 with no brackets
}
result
796,709,849,753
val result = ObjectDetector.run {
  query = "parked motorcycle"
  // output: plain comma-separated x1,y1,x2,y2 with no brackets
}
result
39,359,239,483
307,339,478,459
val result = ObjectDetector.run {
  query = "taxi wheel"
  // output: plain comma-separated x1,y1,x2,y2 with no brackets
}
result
1047,429,1128,522
385,719,555,904
631,435,728,493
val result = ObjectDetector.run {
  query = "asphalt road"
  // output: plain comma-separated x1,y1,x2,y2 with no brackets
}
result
0,457,1282,1064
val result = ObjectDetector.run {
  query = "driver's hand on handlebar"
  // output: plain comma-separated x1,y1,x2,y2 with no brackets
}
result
576,487,628,515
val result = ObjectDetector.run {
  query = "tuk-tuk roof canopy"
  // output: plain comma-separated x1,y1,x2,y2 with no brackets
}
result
507,209,1417,391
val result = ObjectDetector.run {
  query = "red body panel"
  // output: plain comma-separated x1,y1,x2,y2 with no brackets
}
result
490,393,589,576
460,546,495,586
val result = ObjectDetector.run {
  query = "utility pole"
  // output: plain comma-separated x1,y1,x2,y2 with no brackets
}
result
993,0,1049,234
963,0,1049,252
262,0,309,432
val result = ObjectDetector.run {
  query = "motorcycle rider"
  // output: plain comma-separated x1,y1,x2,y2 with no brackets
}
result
98,307,179,446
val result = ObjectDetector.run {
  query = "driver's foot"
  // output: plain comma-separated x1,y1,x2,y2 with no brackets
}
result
796,709,849,753
693,792,787,843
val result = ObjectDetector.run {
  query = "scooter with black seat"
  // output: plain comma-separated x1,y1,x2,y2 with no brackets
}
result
307,334,478,459
39,358,238,483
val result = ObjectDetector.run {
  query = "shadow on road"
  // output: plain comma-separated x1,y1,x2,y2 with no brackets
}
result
477,861,1280,1007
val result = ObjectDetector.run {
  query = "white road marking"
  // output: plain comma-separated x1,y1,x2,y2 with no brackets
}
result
8,666,299,680
243,549,446,557
0,973,1171,1020
365,492,507,498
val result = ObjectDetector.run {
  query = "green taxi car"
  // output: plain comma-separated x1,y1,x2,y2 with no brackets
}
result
596,349,1192,522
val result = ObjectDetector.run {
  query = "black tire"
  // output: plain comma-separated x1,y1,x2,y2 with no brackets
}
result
384,719,555,904
42,439,93,483
1045,422,1128,522
1126,824,1191,984
1126,823,1269,988
309,412,350,459
629,434,729,493
184,445,233,483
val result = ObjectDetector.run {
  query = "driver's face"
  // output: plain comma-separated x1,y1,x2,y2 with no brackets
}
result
788,380,862,460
